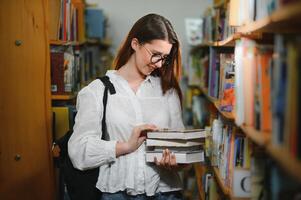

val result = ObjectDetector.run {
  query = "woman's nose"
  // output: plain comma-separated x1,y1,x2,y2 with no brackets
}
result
154,60,163,68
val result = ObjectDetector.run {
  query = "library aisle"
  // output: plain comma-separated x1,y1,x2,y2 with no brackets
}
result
184,0,301,200
1,0,301,200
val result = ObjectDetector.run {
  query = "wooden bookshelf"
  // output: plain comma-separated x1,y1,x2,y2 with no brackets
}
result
51,94,76,100
212,167,230,196
200,86,217,104
213,33,241,47
49,40,84,46
214,34,238,47
194,33,261,48
213,101,235,120
238,1,301,33
200,86,235,120
266,145,301,184
240,125,271,146
213,0,228,8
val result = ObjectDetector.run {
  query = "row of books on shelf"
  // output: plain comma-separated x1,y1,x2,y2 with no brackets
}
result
234,35,301,158
188,34,301,159
188,46,235,113
49,0,106,42
185,2,235,46
201,157,301,200
213,119,251,192
50,43,109,95
229,0,299,26
187,0,300,47
200,116,301,199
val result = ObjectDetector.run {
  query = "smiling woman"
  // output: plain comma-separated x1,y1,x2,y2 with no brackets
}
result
68,13,185,200
130,39,173,78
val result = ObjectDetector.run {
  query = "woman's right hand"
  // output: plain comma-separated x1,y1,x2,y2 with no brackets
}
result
116,124,157,157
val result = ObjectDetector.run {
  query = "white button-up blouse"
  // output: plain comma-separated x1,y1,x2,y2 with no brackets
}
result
68,70,185,196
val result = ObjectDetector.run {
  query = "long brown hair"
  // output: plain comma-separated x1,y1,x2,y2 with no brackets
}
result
113,13,183,105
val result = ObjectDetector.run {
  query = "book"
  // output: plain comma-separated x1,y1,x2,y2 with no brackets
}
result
147,129,206,140
152,146,202,152
51,52,65,94
146,138,204,147
85,8,105,39
52,106,70,140
146,150,204,164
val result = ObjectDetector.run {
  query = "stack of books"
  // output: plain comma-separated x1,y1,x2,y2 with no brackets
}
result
146,129,206,164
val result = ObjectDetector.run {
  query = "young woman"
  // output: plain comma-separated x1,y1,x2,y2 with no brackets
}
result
68,13,185,200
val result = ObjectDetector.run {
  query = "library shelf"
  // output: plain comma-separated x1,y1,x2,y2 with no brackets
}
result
213,101,235,120
188,32,259,50
51,94,76,100
240,125,270,147
214,32,245,47
213,0,228,8
200,86,235,120
200,87,217,104
194,163,205,200
197,33,261,47
212,166,230,196
238,1,301,33
266,145,301,184
200,85,301,183
213,167,251,200
86,38,112,47
49,40,84,46
213,34,238,47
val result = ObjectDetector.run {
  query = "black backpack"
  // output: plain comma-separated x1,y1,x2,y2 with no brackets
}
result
54,76,116,200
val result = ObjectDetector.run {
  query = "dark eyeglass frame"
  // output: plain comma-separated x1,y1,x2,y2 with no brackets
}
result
141,45,171,66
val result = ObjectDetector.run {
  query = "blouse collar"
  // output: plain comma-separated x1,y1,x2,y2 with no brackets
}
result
106,70,155,87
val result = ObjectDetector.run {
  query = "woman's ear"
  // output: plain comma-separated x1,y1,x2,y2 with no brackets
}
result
131,38,139,51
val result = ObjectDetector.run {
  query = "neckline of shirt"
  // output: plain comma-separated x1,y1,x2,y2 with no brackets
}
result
106,70,156,87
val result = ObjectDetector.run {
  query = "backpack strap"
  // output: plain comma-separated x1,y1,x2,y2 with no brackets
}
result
97,76,116,140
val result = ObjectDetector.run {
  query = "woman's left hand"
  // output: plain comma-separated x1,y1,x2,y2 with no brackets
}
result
154,149,188,170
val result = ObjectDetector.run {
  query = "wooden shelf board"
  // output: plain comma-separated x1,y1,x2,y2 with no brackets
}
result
213,166,230,196
49,40,84,46
213,0,229,8
238,1,301,33
215,35,236,46
266,145,301,184
214,101,235,120
197,33,261,48
51,94,75,100
240,125,271,146
214,33,240,47
201,89,218,105
200,86,235,120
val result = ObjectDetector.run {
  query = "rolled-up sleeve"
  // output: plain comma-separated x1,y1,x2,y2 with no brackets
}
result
68,83,117,170
167,89,185,129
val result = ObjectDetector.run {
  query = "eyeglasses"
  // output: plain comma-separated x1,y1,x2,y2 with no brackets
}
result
142,45,171,66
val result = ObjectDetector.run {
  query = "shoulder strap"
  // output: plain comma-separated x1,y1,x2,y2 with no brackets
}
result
97,76,116,140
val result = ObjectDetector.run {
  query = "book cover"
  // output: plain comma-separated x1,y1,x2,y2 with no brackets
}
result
85,8,105,39
146,150,204,164
258,46,273,132
52,106,70,140
232,169,251,198
48,0,61,40
147,129,206,140
51,52,65,94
